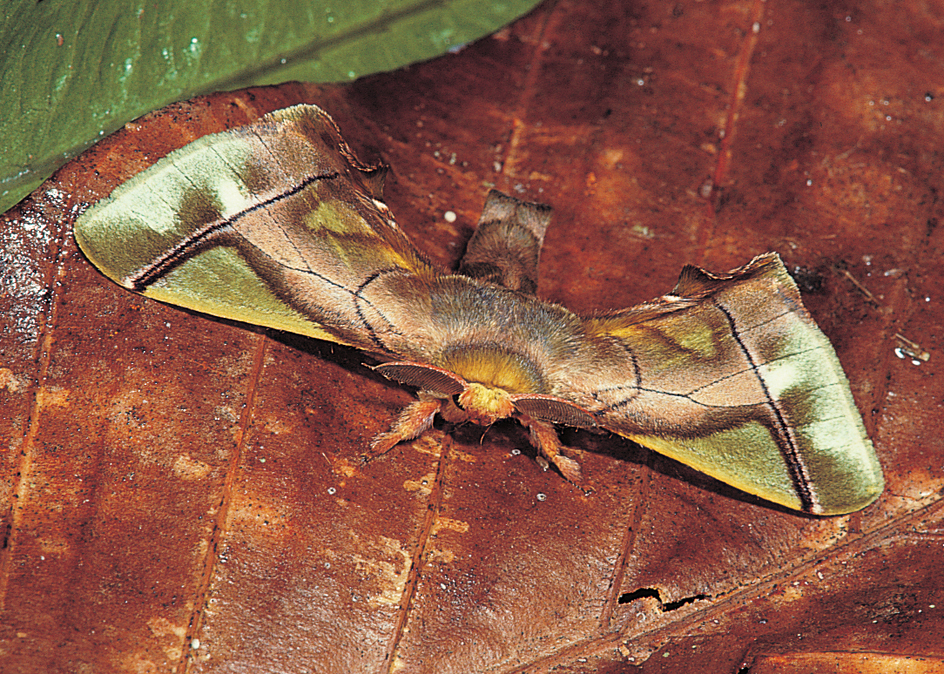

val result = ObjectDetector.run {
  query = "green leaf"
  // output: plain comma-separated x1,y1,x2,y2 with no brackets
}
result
0,0,541,214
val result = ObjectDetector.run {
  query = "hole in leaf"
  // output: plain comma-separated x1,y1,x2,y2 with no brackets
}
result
617,587,708,611
663,593,707,611
618,587,660,604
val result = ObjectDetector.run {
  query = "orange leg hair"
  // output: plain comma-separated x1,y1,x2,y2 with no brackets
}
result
519,415,582,483
369,393,444,455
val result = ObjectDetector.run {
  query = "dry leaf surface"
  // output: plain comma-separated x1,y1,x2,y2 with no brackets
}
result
1,0,943,672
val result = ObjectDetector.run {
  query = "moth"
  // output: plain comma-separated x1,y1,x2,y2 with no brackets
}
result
74,104,884,515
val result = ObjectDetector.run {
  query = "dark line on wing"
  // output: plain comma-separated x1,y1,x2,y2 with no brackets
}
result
222,237,406,350
591,342,643,412
596,385,718,413
352,269,409,351
729,305,793,333
712,300,818,512
125,171,340,290
681,343,825,397
592,385,641,412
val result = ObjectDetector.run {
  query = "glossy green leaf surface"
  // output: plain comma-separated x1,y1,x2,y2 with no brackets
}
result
0,0,542,214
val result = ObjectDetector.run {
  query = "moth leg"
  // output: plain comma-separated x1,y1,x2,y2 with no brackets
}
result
368,393,443,457
438,396,471,424
520,416,582,483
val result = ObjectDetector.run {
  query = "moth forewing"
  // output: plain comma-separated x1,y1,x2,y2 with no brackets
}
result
583,255,882,515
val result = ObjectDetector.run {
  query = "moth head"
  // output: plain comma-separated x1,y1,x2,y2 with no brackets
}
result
456,383,516,425
373,360,598,429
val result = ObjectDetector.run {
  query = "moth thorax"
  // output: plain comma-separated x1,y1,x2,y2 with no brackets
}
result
457,383,515,425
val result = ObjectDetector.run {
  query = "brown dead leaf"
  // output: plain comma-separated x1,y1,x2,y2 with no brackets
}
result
1,0,943,672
